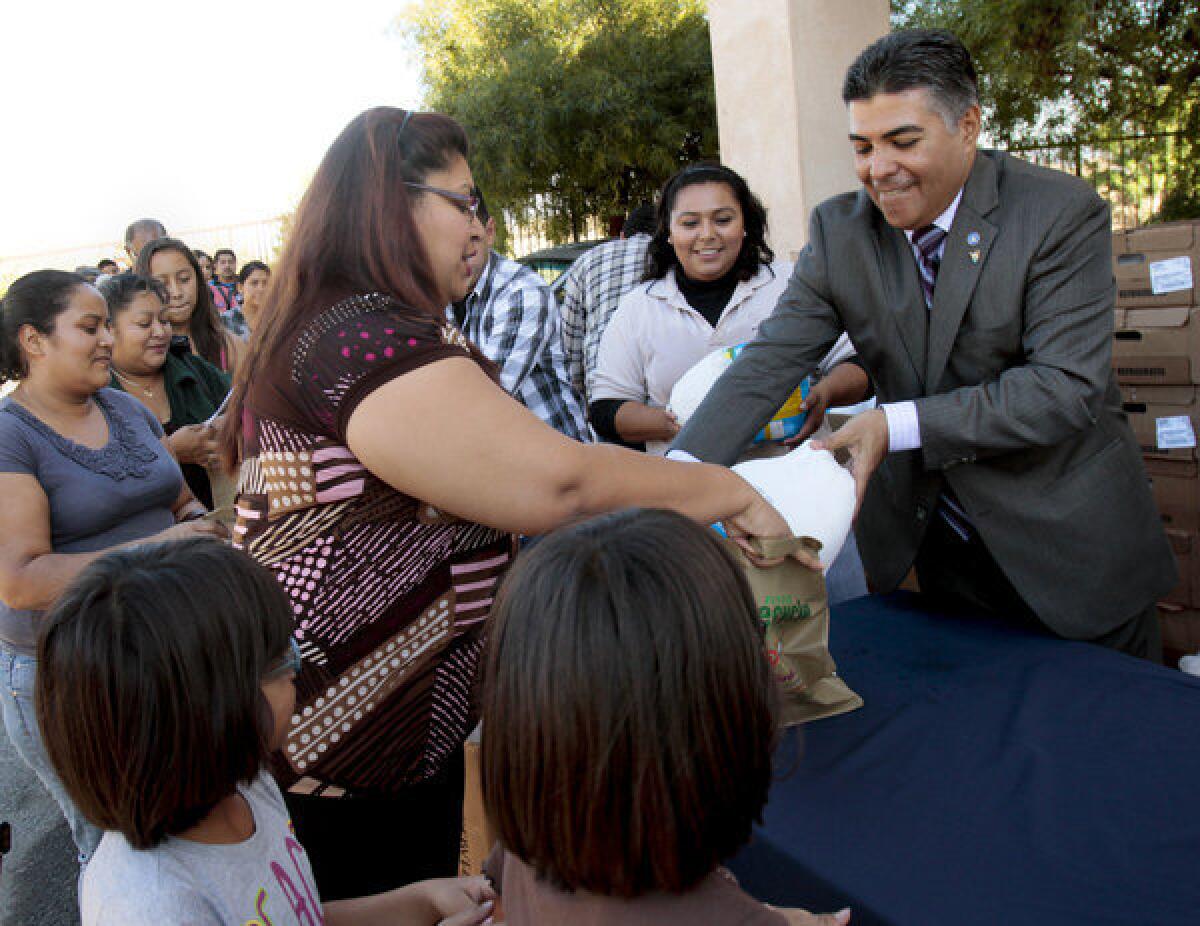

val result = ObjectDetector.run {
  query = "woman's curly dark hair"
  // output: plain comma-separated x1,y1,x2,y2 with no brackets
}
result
643,162,774,284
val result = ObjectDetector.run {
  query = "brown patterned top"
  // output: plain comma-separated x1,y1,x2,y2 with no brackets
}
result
234,294,514,796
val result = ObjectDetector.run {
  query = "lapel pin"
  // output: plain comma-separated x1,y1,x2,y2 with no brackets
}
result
968,248,981,264
966,231,981,246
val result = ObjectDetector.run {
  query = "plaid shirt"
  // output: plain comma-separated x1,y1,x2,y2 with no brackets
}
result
210,280,249,338
559,234,651,405
455,252,589,441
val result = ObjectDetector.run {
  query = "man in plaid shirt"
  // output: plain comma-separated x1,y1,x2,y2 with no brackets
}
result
558,204,657,405
451,195,589,441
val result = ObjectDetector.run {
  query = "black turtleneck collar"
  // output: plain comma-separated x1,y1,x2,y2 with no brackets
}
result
675,265,742,328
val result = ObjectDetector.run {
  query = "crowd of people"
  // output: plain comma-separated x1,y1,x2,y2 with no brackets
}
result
0,26,1181,926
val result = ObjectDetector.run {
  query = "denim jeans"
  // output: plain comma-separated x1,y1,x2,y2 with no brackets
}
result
0,645,101,864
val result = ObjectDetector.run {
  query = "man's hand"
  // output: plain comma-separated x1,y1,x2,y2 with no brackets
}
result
812,408,888,513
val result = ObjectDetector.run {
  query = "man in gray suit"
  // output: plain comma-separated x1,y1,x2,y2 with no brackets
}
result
672,30,1175,659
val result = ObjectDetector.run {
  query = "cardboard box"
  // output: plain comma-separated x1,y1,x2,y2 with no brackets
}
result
1112,306,1200,385
1162,529,1200,609
1112,220,1200,308
1120,384,1200,461
458,739,496,877
1144,459,1200,531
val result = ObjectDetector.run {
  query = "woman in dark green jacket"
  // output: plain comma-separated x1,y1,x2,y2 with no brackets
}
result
100,274,231,508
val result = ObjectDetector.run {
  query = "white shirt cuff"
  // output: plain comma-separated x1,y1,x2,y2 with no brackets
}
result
666,449,702,463
881,401,921,452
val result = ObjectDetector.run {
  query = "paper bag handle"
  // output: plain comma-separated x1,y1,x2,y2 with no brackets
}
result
746,535,823,560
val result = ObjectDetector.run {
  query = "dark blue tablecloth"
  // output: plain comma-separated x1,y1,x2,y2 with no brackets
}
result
729,592,1200,926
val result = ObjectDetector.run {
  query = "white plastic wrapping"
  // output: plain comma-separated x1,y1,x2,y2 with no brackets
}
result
731,441,857,567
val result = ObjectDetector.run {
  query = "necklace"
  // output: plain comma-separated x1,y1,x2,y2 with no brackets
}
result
111,367,160,398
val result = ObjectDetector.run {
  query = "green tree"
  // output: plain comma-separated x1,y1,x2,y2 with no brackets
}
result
893,0,1200,220
403,0,716,242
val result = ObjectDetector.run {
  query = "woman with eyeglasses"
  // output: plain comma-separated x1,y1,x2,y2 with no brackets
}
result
220,107,792,898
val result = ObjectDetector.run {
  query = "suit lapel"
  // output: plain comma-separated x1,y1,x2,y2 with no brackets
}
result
925,153,1000,390
877,220,929,387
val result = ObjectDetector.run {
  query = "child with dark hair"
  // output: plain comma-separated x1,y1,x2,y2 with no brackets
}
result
480,508,851,926
37,539,496,926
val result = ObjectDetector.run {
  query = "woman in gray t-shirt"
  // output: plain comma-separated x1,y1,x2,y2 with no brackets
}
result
0,270,225,864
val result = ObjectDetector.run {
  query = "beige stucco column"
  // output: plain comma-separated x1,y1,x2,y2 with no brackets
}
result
708,0,889,259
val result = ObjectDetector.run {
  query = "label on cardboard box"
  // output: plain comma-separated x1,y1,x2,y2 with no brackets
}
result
1150,256,1194,295
1157,415,1197,449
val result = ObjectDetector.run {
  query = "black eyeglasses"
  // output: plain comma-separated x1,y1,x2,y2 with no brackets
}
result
404,182,481,221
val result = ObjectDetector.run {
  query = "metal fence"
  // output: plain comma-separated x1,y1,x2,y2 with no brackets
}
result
0,217,287,290
1004,131,1192,230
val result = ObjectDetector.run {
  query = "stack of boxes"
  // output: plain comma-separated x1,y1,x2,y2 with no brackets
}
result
1110,219,1200,661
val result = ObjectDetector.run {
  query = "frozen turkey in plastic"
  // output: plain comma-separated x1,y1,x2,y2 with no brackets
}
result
731,441,856,567
669,349,732,425
669,344,810,443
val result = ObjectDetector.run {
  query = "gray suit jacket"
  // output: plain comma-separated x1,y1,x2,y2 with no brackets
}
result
674,150,1176,638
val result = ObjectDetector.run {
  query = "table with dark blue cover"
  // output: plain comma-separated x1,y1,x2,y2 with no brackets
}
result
730,592,1200,926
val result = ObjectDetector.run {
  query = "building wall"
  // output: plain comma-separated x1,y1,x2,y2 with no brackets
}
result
708,0,889,260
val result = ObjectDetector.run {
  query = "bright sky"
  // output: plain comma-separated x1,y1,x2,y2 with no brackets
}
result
0,0,423,258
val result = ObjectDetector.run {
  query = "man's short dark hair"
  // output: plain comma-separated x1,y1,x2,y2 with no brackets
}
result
123,218,167,249
213,248,237,264
37,539,295,850
96,258,119,273
621,202,656,238
481,508,778,897
842,29,979,127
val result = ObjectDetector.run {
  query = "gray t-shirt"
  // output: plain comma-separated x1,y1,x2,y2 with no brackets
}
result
82,773,322,925
0,388,181,653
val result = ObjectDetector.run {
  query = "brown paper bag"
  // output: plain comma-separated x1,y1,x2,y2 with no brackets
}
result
205,465,239,531
729,536,863,726
459,740,496,876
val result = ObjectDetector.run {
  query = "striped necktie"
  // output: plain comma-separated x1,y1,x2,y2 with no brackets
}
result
913,223,973,539
913,224,947,308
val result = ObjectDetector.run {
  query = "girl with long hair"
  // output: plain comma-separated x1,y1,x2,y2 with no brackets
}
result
137,237,244,374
